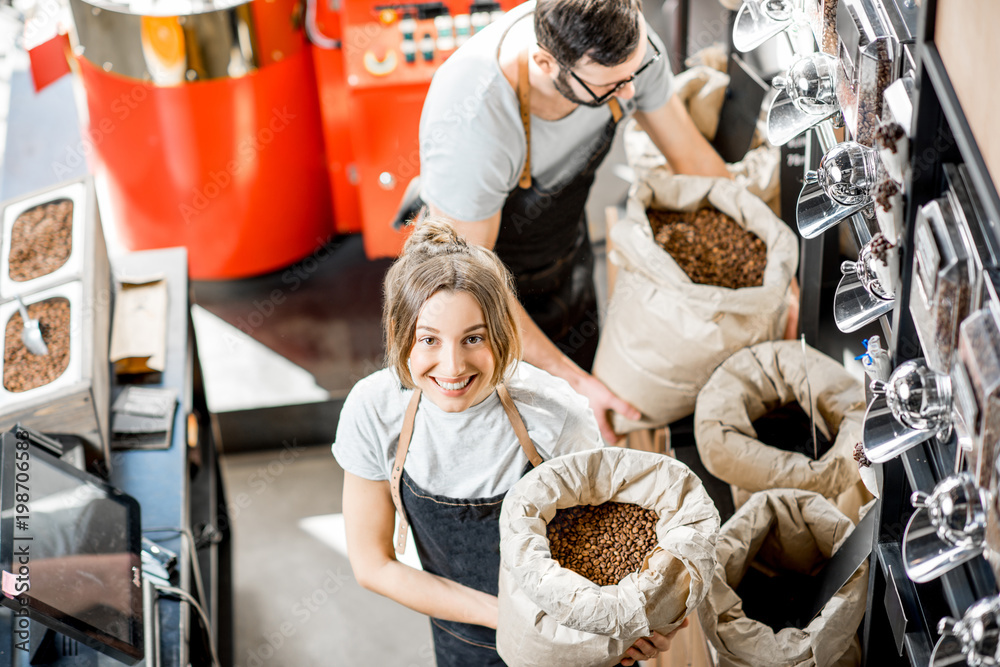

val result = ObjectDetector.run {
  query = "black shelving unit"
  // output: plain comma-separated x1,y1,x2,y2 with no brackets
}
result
860,0,1000,661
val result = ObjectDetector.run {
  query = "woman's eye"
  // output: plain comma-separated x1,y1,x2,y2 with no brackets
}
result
419,337,437,346
466,335,484,344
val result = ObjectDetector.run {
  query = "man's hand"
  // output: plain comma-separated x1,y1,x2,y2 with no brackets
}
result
620,618,690,666
574,372,642,444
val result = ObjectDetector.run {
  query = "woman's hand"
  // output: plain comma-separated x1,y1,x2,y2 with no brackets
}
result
620,618,690,666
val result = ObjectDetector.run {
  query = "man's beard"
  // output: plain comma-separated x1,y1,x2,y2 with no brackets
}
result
553,70,605,108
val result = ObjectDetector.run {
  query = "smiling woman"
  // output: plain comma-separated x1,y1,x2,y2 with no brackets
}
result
332,218,680,666
409,291,497,413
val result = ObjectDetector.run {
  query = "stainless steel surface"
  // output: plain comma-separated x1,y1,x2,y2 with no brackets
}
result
772,52,840,114
904,505,985,583
811,141,881,205
766,88,838,146
796,178,870,238
0,180,88,301
68,0,300,83
878,358,953,433
0,281,84,403
929,634,967,667
14,294,48,356
936,596,1000,667
732,0,795,53
912,473,988,550
863,394,936,463
834,256,895,331
844,238,894,301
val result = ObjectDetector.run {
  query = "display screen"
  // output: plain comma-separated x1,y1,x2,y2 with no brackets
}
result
28,459,135,640
0,430,143,663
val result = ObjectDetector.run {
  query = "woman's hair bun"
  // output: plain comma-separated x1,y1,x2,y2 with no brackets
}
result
403,217,469,257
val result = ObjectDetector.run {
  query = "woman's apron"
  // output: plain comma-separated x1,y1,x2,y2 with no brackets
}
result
492,18,624,371
388,385,544,667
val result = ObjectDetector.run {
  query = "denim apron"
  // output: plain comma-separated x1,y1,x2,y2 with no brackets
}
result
492,15,624,371
388,385,544,666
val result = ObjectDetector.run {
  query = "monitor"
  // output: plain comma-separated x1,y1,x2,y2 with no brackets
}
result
0,426,143,664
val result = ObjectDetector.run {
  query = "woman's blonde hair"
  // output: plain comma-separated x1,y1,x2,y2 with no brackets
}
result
383,217,522,389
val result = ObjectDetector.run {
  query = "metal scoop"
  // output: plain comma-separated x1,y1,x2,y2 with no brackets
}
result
14,295,48,356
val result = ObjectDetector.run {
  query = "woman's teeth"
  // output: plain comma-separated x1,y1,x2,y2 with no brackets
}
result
434,377,472,391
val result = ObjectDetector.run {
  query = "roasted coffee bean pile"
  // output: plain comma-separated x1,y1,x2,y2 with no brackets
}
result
869,233,894,265
854,442,872,468
3,298,71,392
875,122,906,154
874,176,900,211
547,502,659,586
856,41,894,145
649,207,767,290
9,199,74,282
820,0,838,55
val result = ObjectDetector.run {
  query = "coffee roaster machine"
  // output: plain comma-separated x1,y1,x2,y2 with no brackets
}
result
57,0,521,278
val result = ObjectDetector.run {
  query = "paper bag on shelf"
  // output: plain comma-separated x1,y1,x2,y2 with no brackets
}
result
109,276,168,374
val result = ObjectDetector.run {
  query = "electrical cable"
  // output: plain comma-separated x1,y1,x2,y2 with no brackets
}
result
143,525,215,665
143,525,211,633
153,584,221,667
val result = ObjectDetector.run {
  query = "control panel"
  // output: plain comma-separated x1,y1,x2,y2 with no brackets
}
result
342,2,507,88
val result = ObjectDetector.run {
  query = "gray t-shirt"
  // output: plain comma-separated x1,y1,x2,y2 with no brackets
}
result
332,363,602,498
419,1,673,222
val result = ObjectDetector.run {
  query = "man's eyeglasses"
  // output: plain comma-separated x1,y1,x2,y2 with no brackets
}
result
563,36,661,105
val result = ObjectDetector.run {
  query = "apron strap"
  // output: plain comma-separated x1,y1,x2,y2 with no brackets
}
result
390,384,544,552
608,97,623,122
517,47,532,189
391,389,422,554
497,384,543,467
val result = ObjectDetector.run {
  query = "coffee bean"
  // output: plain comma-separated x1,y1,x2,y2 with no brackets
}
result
546,502,660,587
3,298,71,392
648,207,767,290
821,0,838,55
8,199,74,282
874,175,900,211
875,122,905,155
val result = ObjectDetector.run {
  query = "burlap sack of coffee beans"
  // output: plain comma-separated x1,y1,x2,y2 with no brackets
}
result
497,447,719,667
694,340,872,522
698,489,868,667
623,62,780,213
593,176,798,432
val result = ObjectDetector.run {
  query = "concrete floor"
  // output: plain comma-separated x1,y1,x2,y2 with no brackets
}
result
219,446,435,667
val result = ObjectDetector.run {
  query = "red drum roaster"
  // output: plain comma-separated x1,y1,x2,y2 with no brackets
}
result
62,0,524,274
68,0,333,279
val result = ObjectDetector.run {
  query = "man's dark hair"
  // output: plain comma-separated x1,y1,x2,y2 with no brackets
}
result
535,0,644,68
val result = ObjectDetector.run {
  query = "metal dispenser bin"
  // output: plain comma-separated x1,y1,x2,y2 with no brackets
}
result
834,0,899,145
909,194,975,375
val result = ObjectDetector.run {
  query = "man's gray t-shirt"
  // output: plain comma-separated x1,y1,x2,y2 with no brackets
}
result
332,363,602,498
419,1,674,222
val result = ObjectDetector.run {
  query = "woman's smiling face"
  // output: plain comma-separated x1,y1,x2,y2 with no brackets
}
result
409,290,497,412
